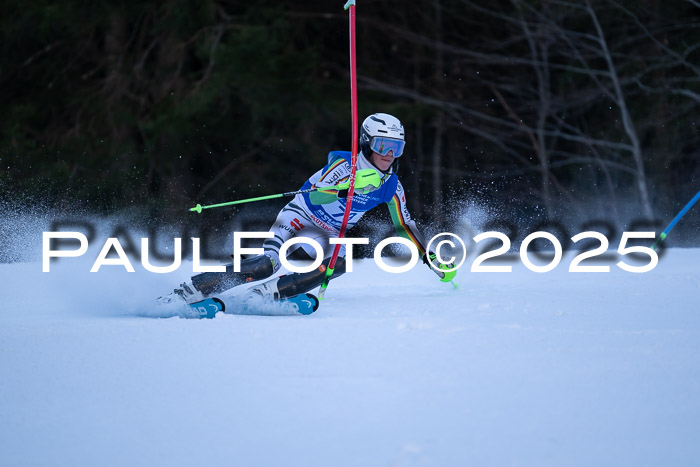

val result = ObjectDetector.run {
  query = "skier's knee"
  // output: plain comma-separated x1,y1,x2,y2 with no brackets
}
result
240,254,277,278
276,257,346,298
323,256,346,275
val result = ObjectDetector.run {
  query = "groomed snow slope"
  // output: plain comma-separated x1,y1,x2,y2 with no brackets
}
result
1,249,699,466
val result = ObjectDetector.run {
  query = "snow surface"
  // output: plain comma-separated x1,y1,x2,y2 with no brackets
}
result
1,241,700,466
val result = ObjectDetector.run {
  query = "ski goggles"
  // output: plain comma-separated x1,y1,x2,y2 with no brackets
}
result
370,136,405,158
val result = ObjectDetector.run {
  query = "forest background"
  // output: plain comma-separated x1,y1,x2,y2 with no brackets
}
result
1,0,699,246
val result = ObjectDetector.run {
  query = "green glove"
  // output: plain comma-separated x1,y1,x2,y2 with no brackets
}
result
423,252,457,283
337,169,384,195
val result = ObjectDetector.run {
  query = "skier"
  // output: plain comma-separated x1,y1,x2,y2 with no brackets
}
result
177,113,456,304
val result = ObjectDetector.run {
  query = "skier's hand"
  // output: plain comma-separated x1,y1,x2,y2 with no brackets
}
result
337,169,384,197
423,252,457,283
354,169,384,194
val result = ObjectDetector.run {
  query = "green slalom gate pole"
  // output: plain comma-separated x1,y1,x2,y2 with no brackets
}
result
651,189,700,250
318,0,359,299
189,187,320,213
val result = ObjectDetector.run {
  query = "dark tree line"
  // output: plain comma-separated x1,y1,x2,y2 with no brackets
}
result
1,0,699,231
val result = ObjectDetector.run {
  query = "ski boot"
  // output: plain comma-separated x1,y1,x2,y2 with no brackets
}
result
161,254,276,305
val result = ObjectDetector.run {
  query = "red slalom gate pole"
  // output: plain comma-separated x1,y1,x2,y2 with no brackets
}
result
318,0,358,299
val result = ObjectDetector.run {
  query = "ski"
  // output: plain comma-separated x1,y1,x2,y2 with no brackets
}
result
280,293,320,315
187,297,225,319
186,293,319,319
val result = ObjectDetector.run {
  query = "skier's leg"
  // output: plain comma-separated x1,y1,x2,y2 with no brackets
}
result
183,203,314,299
249,226,348,299
271,224,348,298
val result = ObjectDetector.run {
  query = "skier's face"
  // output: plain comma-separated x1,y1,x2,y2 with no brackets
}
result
370,151,394,171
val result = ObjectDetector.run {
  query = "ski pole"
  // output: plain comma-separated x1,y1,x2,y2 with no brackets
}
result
651,189,700,250
189,187,321,213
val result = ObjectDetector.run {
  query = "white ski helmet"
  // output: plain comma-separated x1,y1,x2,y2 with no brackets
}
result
359,113,406,163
